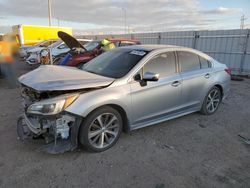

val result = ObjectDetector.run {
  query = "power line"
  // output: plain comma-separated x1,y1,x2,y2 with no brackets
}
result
240,14,247,29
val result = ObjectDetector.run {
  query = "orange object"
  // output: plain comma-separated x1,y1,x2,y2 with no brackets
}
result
0,41,13,63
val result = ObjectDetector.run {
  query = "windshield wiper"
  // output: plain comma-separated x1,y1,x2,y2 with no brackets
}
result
84,70,98,75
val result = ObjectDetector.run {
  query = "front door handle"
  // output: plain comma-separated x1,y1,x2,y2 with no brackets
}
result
171,81,181,87
204,73,211,79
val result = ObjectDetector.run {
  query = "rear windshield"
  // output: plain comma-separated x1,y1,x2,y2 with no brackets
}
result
82,48,148,78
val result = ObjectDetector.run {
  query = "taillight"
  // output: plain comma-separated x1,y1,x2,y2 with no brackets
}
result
225,68,232,76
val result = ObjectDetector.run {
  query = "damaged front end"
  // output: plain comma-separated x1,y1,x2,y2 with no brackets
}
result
17,65,115,154
17,85,83,154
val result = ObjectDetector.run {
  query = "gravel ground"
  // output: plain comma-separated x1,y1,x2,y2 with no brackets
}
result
0,61,250,188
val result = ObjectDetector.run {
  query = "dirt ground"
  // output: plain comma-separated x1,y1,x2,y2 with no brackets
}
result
0,61,250,188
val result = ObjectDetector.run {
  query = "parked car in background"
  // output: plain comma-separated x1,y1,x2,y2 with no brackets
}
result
18,45,230,153
19,40,56,58
25,39,91,65
53,31,141,67
40,38,92,59
25,40,57,64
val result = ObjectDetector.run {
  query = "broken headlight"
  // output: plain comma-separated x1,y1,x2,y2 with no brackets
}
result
27,93,79,115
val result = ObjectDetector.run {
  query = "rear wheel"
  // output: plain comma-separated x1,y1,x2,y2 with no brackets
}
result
200,86,222,115
79,106,122,152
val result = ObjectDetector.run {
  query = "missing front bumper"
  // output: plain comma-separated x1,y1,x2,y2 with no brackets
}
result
17,113,83,154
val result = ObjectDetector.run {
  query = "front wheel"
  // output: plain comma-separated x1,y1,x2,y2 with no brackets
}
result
79,106,122,152
200,86,222,115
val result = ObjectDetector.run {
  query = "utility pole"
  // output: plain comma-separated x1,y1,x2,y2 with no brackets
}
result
121,8,127,34
48,0,52,26
48,0,53,64
240,14,247,29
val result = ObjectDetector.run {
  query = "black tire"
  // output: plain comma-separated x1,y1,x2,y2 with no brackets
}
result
79,106,123,152
200,86,222,115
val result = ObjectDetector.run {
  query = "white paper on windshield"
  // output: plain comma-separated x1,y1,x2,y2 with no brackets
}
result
130,50,146,56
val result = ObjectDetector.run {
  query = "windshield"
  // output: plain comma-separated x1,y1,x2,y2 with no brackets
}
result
49,40,62,48
84,41,100,51
82,48,148,78
40,40,56,47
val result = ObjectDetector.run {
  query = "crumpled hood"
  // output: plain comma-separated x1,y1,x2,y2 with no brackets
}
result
18,65,114,91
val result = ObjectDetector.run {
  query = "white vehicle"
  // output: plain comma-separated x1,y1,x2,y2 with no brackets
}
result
25,39,92,65
19,40,57,58
25,40,57,64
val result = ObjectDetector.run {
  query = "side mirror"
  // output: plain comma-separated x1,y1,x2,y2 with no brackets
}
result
134,74,141,81
143,71,159,82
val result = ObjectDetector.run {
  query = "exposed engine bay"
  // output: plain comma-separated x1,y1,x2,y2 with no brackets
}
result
20,84,95,106
17,84,103,154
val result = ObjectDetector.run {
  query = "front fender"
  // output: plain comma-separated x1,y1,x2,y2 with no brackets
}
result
65,84,131,121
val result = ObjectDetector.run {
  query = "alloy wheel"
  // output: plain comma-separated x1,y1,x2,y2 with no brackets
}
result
88,113,120,149
206,88,221,113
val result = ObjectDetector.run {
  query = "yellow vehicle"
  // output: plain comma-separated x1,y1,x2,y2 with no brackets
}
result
12,25,72,46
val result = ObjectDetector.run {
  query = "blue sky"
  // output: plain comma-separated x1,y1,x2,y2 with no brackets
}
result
0,0,249,34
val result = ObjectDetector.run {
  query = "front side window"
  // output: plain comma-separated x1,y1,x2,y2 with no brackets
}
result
178,51,200,72
144,52,176,78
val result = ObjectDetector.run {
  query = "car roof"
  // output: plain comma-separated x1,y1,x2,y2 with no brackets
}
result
107,38,141,43
119,44,182,51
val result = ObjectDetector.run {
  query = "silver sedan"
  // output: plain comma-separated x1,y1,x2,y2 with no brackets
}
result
18,45,231,153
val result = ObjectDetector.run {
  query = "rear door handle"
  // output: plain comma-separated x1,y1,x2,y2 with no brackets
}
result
204,73,211,79
171,81,181,87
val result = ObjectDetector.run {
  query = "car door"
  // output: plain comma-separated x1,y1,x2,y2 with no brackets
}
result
177,51,213,109
130,51,182,128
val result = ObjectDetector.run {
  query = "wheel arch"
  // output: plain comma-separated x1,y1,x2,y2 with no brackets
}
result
201,83,224,110
214,84,224,98
80,104,130,133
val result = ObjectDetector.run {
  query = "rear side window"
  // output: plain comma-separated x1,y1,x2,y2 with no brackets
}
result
178,51,200,72
199,56,211,69
144,52,176,78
